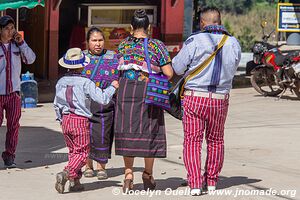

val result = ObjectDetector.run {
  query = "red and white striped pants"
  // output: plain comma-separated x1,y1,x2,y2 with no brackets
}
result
182,94,229,189
61,113,90,179
0,92,21,161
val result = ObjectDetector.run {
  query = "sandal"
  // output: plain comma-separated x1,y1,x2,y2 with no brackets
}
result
142,171,156,190
83,168,95,178
96,169,108,180
123,172,133,193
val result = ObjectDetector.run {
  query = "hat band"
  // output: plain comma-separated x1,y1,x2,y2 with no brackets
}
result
63,54,86,66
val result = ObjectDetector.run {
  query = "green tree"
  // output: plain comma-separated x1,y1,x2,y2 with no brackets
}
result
198,0,254,15
224,20,234,36
237,26,256,52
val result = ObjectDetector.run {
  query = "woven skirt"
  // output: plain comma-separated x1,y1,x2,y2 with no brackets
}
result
89,99,115,163
114,78,167,158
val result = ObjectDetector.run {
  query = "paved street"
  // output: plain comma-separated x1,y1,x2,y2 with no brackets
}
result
0,88,299,200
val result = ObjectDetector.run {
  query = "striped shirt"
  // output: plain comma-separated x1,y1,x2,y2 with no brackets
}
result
172,26,241,94
53,75,116,122
0,40,36,95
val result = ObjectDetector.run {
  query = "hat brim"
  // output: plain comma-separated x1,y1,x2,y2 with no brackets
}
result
58,56,90,69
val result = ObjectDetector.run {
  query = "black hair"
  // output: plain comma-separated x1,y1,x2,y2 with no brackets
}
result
200,6,221,24
131,9,149,30
86,26,105,42
0,15,15,29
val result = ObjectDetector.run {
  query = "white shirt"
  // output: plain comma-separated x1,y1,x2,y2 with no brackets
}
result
0,40,36,95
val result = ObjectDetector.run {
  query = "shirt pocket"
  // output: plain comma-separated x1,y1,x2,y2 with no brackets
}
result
13,51,21,57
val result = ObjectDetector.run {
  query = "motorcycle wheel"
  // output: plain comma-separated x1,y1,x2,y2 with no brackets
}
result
292,81,300,99
250,67,283,96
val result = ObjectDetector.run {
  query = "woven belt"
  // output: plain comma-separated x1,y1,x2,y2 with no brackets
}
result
184,90,229,100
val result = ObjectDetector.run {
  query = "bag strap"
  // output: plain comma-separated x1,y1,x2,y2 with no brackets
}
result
90,55,103,81
180,34,229,97
143,38,152,74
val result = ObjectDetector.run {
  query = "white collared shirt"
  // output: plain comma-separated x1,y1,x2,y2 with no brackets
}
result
0,40,36,95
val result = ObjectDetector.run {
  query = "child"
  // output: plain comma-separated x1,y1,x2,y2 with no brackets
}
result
53,48,119,193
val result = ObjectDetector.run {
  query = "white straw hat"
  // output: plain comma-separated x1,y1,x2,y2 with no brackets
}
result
58,48,90,69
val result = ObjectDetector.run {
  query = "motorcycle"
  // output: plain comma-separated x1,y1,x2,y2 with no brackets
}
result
249,21,300,98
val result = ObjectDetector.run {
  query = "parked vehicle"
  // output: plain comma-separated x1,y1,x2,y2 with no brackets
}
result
245,21,276,75
249,21,300,98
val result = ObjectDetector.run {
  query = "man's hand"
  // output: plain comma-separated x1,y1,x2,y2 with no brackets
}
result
13,31,23,43
111,80,119,89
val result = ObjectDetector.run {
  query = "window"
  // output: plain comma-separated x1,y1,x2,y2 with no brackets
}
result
79,4,157,27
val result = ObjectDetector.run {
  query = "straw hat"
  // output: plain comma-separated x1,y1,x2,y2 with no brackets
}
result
58,48,90,69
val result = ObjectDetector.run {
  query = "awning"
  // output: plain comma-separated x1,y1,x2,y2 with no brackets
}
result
0,0,45,11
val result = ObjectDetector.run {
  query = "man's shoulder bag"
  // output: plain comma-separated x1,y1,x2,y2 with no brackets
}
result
167,35,229,120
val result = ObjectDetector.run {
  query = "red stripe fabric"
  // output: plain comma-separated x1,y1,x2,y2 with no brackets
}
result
0,43,13,94
182,95,229,189
61,113,90,179
0,92,21,160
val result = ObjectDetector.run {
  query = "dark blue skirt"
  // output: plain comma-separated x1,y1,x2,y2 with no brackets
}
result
114,78,167,158
89,99,115,164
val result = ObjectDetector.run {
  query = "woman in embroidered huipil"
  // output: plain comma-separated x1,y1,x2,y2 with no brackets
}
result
81,27,119,180
115,9,173,192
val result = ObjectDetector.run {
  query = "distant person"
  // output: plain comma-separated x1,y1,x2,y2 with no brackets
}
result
0,15,36,168
172,7,241,195
69,19,86,50
82,27,119,180
53,48,119,193
115,9,173,193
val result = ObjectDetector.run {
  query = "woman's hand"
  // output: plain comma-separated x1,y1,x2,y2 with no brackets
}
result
111,80,119,89
13,31,23,43
161,64,174,80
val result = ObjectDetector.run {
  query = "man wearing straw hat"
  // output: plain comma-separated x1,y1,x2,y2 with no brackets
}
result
0,15,36,168
53,47,119,193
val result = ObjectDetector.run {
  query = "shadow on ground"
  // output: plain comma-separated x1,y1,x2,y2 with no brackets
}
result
105,167,144,179
0,126,66,169
217,176,262,189
134,177,186,191
161,159,261,190
253,94,300,101
80,167,145,192
116,175,261,192
179,176,261,190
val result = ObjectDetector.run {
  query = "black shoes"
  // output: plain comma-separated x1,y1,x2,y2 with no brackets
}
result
3,157,16,169
69,179,84,192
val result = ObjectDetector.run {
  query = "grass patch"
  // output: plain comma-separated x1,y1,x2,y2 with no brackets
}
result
222,4,277,51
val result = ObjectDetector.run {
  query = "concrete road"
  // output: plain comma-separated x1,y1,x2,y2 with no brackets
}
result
0,88,299,200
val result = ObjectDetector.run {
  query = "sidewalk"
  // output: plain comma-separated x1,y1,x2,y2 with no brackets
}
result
0,88,299,200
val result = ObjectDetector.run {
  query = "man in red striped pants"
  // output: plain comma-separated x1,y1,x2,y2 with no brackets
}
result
172,7,241,195
0,15,36,168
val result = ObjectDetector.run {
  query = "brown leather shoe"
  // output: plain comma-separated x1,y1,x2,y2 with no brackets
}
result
55,170,69,194
69,179,84,192
123,172,133,193
142,171,156,190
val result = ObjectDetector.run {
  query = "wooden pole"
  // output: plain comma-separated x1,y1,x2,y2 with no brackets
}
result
16,8,19,31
